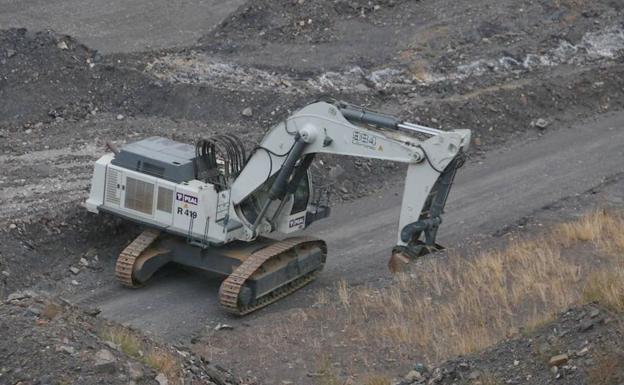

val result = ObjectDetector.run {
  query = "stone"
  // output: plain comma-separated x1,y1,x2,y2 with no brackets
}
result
26,306,41,316
405,370,422,382
467,370,480,380
328,164,345,180
534,118,549,129
538,341,551,355
155,373,169,385
69,266,80,275
79,258,89,267
214,323,233,331
241,107,253,117
59,345,75,355
6,49,16,58
127,362,144,380
576,347,589,357
589,308,600,318
414,363,428,374
71,280,79,285
9,223,17,230
7,291,29,302
57,41,69,50
85,248,98,258
579,319,594,332
116,114,125,120
94,349,116,373
474,137,482,146
549,354,568,367
85,307,101,317
1,270,9,277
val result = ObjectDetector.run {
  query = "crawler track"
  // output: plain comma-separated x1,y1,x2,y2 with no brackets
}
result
219,236,327,315
115,228,162,288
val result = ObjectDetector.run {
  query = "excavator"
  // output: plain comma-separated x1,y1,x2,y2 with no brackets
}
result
86,100,471,315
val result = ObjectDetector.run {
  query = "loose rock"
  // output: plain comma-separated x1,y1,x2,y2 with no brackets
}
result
534,118,549,129
241,107,253,117
127,362,144,380
549,354,568,367
404,370,421,382
155,373,169,385
94,349,116,373
58,345,75,355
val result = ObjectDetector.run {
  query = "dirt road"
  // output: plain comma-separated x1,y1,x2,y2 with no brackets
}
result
71,111,624,342
0,0,245,53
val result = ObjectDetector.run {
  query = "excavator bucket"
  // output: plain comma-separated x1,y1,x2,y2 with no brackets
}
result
388,243,445,274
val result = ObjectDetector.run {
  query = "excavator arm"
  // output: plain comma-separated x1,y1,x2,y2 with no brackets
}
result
230,101,471,265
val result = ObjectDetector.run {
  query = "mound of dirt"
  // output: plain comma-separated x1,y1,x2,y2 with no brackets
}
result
210,0,410,44
396,305,624,385
0,28,298,130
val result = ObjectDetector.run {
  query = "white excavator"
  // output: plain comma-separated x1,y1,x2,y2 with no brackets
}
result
86,100,470,315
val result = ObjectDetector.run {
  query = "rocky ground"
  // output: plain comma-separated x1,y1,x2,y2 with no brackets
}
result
1,0,624,384
397,305,624,385
1,290,236,385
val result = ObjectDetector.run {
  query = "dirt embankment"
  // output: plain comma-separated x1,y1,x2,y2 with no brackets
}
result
397,304,624,385
1,291,235,385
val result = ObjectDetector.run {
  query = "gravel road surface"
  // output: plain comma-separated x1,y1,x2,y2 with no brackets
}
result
0,0,245,53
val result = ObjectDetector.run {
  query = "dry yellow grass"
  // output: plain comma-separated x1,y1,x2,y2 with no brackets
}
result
144,349,183,382
337,279,350,308
101,326,142,358
328,209,624,362
553,209,624,254
583,268,624,313
101,326,183,384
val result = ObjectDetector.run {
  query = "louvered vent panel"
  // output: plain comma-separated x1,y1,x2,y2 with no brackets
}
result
124,177,154,215
105,169,121,205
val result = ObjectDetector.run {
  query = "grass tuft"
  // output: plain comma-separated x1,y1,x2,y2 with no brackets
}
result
100,326,183,384
144,350,182,381
583,268,624,312
101,326,141,358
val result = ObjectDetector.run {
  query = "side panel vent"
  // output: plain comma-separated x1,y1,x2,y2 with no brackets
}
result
138,161,165,178
105,168,121,205
157,186,173,213
124,177,154,215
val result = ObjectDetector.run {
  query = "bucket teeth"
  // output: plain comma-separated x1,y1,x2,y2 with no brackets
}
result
218,236,327,315
115,228,161,288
